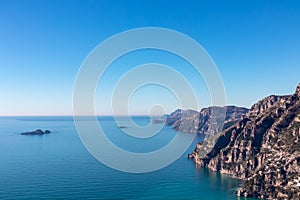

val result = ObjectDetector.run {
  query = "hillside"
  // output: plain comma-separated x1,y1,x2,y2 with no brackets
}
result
164,106,248,134
189,84,300,199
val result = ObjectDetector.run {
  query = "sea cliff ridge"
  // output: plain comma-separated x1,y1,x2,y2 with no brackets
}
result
189,83,300,199
156,106,249,135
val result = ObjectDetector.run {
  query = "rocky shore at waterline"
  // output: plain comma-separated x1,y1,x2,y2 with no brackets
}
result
189,83,300,199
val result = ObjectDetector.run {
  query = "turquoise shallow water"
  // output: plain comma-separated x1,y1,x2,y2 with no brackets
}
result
0,116,248,199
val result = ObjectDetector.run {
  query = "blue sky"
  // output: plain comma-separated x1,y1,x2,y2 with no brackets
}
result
0,0,300,115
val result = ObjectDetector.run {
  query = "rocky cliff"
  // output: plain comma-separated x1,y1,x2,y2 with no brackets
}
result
189,83,300,199
164,106,248,134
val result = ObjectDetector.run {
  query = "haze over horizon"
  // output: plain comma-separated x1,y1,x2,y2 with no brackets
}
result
1,0,300,116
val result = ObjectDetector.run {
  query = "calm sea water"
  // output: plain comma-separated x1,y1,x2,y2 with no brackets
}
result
0,116,249,200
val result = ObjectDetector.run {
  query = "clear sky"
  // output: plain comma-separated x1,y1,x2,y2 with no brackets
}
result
0,0,300,116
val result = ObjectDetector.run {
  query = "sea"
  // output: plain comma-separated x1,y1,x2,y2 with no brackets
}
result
0,116,251,199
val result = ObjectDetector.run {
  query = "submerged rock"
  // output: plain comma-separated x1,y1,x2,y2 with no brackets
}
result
21,129,51,135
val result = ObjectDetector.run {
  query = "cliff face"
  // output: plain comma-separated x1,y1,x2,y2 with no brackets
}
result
190,84,300,199
165,106,248,134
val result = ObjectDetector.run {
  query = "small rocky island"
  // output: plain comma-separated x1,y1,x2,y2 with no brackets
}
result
21,129,51,135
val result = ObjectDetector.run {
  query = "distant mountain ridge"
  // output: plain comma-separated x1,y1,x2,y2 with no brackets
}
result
189,83,300,199
163,106,249,134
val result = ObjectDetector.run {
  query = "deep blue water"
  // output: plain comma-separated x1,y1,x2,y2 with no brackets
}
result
0,116,248,199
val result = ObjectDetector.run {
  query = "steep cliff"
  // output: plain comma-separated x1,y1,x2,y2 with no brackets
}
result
165,106,248,134
189,83,300,199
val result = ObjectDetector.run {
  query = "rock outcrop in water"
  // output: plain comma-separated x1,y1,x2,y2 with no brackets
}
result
164,106,248,134
189,83,300,199
21,129,51,135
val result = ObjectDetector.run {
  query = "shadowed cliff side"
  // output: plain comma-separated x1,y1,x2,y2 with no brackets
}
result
164,106,248,134
189,83,300,199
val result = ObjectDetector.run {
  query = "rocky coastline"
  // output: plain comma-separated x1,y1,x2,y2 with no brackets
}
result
163,106,249,134
188,83,300,199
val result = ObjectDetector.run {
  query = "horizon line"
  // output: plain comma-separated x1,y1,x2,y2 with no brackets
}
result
0,104,252,117
0,114,166,117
